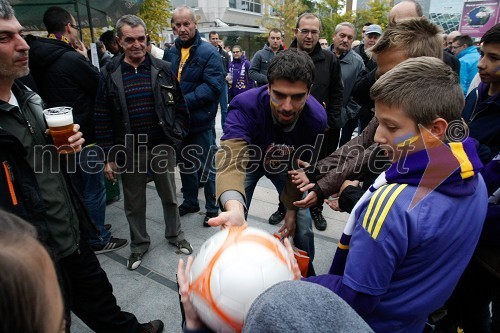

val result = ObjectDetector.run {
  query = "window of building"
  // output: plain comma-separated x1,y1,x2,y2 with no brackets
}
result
229,0,261,14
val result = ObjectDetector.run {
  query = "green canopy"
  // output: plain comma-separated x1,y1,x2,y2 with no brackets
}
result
11,0,143,36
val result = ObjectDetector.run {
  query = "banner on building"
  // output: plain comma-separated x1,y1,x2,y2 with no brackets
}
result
459,0,500,37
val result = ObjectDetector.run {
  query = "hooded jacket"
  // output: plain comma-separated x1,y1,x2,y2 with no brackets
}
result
289,39,344,129
165,30,224,133
227,55,254,100
26,36,100,144
249,43,283,87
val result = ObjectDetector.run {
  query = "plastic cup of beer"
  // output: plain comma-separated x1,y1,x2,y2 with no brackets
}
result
43,106,75,154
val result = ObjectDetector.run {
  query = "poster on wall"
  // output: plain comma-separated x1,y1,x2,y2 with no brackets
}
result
459,0,500,37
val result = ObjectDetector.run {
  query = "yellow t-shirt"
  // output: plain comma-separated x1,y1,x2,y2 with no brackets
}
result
178,46,191,81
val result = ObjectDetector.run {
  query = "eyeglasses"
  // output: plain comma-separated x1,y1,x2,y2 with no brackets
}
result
69,23,80,31
297,28,320,36
451,45,463,50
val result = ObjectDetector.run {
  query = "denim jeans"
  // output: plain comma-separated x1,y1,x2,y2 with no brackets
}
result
68,145,110,246
244,169,315,263
179,127,218,214
220,83,228,130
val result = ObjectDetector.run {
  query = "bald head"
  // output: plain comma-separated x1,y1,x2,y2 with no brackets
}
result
446,30,461,51
389,0,423,22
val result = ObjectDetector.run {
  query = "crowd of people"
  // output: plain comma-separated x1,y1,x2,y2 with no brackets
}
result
0,0,498,332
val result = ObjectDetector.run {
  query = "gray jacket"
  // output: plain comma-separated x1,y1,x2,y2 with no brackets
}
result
249,44,282,86
338,49,365,126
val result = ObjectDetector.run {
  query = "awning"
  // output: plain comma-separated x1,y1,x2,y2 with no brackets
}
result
11,0,143,33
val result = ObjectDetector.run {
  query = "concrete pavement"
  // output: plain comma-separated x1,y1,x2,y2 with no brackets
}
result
71,115,349,333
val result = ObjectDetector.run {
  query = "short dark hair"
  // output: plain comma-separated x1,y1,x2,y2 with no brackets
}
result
99,30,116,44
267,49,315,89
209,31,218,38
481,23,500,45
269,28,281,36
43,6,73,34
296,13,322,30
453,35,473,47
0,0,14,19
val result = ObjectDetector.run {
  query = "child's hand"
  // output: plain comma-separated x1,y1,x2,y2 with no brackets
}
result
288,159,311,190
177,257,205,330
293,189,318,208
325,196,342,212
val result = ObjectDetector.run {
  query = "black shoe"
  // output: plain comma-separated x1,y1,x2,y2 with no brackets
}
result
204,212,218,227
127,252,144,270
139,320,164,333
310,206,327,231
178,204,200,216
91,237,128,254
268,209,285,225
104,223,112,231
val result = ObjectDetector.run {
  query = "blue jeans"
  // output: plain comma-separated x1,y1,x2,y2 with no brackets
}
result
179,128,218,214
220,83,228,130
68,145,110,246
244,169,315,262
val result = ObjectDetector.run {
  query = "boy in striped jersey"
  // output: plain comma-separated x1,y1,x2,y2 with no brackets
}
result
304,57,488,333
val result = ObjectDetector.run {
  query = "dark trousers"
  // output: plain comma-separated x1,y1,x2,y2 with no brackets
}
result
57,241,140,333
436,258,499,333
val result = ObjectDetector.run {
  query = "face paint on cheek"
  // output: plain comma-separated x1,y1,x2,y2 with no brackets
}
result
495,66,500,76
270,94,280,109
395,133,420,147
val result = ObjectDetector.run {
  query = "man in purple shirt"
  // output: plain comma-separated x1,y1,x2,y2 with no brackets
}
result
210,49,327,275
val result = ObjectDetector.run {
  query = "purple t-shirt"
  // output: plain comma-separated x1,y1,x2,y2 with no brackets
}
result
222,86,327,171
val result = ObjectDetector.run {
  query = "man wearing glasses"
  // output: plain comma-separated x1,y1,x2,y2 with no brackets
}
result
27,7,129,254
451,34,480,95
289,13,344,232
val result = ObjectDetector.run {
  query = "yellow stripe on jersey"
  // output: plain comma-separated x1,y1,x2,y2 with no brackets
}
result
362,184,408,239
449,142,474,179
372,184,408,239
363,184,398,233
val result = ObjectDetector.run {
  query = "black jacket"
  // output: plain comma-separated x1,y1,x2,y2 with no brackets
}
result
0,129,53,248
0,81,96,260
289,39,344,129
26,36,100,144
95,53,189,153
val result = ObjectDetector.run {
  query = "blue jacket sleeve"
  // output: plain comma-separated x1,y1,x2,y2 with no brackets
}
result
183,50,224,111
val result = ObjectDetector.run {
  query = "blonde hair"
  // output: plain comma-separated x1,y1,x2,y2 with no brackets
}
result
371,57,463,126
370,17,443,60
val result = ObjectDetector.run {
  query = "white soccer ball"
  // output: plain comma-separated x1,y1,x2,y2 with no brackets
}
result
189,226,295,332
